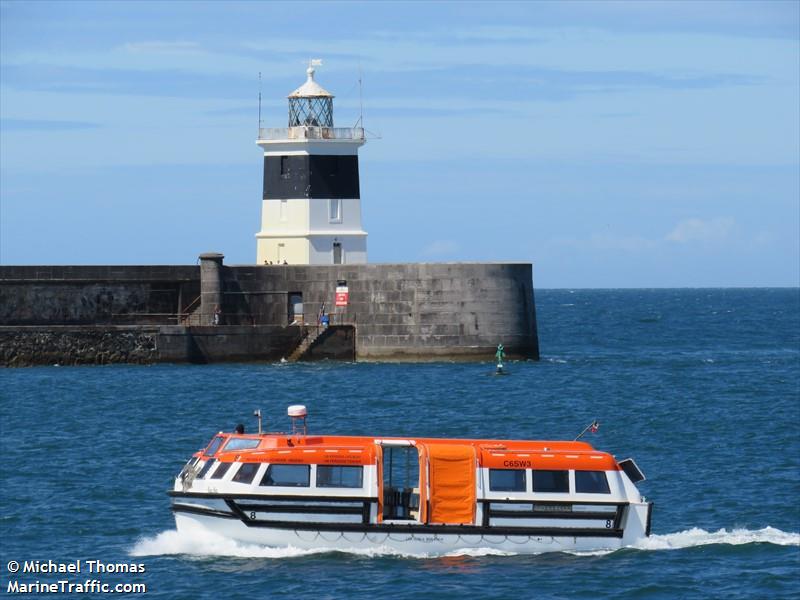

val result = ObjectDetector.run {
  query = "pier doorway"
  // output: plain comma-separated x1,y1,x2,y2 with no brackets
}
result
288,292,303,325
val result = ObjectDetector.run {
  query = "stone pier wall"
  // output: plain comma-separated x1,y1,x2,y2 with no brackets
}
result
0,261,538,365
0,266,199,326
227,263,539,360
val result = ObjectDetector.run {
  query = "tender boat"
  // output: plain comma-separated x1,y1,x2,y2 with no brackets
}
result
170,406,652,554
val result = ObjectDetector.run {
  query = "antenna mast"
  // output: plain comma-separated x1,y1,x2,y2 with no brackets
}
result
258,71,262,132
357,64,364,129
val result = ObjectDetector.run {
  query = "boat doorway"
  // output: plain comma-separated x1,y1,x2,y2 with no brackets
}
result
379,441,421,521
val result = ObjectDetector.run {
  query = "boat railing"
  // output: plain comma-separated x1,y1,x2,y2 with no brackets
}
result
102,309,358,327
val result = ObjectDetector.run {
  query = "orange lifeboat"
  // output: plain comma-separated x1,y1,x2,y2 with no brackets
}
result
170,406,652,554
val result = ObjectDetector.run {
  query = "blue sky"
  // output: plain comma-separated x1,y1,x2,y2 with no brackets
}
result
1,0,798,287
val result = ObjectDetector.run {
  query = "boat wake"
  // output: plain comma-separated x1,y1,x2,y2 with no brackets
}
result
632,526,799,551
130,526,798,560
567,526,800,557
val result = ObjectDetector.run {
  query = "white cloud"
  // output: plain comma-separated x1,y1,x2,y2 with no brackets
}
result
665,217,735,243
550,233,658,252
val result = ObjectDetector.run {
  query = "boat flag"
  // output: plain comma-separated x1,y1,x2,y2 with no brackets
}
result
575,419,600,441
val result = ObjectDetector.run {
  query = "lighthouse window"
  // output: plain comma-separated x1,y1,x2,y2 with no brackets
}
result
280,156,290,178
329,198,342,222
231,463,260,485
317,465,363,488
532,470,570,493
575,470,610,494
261,464,310,487
489,469,526,492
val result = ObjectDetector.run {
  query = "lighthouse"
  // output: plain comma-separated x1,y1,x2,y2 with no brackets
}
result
255,62,367,265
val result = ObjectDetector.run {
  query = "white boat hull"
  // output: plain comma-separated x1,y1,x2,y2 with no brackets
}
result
174,505,650,555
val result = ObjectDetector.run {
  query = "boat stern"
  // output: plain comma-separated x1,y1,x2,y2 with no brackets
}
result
621,501,653,545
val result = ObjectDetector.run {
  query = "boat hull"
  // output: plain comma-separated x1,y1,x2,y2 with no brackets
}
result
173,508,647,555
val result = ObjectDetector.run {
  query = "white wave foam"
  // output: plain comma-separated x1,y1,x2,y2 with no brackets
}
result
633,526,799,551
130,529,319,559
564,549,616,557
130,526,799,560
443,547,517,558
131,528,443,559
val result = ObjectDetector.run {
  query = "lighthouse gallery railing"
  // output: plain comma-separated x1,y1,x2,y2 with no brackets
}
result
257,126,365,141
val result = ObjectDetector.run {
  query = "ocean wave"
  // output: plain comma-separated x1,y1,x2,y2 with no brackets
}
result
130,526,798,560
632,526,799,551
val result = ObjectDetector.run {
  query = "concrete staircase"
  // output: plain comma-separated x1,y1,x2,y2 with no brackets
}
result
286,327,333,362
179,296,203,326
181,308,203,326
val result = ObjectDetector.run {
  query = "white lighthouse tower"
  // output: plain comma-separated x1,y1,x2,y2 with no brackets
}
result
255,62,367,265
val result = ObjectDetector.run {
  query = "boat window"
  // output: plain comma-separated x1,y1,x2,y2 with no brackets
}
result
261,464,310,487
618,458,646,483
317,465,363,488
209,462,232,480
223,438,261,452
489,469,526,492
532,470,570,493
231,463,260,485
203,436,225,457
196,458,217,479
575,470,610,494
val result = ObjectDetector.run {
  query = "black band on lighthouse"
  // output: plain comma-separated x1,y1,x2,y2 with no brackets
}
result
263,155,360,200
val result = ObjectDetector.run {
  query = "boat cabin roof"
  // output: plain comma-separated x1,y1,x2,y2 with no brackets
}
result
196,433,620,471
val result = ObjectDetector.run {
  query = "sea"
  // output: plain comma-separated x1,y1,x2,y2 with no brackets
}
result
1,289,798,599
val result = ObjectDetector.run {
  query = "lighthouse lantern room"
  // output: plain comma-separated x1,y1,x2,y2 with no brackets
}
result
256,62,367,265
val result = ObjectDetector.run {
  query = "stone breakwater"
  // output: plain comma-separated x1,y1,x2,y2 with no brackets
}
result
0,328,158,367
0,261,539,365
